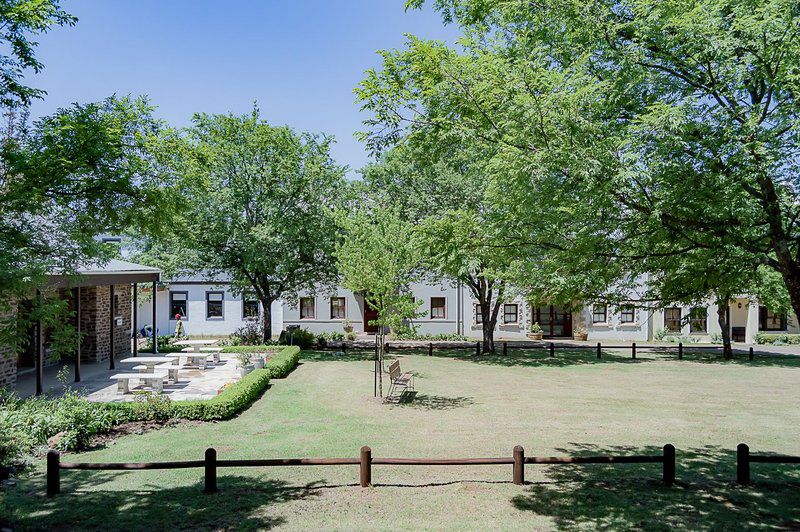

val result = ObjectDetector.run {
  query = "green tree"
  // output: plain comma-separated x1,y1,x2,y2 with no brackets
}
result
0,0,75,107
335,205,422,396
164,108,344,343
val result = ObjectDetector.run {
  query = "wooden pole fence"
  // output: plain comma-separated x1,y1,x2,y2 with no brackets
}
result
736,443,800,485
46,445,676,495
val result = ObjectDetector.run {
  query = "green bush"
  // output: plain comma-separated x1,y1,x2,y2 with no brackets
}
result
278,328,316,349
141,335,184,353
754,332,800,344
221,345,283,354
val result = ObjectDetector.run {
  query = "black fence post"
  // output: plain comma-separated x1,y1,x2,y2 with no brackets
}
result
749,347,754,361
46,449,60,496
428,342,433,357
476,342,480,356
662,444,675,486
632,342,637,360
204,448,217,494
549,342,555,358
342,344,347,355
678,342,683,360
503,342,508,356
596,342,601,359
513,445,525,485
737,443,750,485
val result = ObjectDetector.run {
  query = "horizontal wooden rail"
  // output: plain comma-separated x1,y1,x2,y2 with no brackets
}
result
737,443,800,485
46,444,675,496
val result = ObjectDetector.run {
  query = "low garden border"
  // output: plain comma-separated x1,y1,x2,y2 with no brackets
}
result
45,444,676,495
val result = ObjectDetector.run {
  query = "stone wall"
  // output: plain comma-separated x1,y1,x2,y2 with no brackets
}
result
80,284,132,362
0,301,17,388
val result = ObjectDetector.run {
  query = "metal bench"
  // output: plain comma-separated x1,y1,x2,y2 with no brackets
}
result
110,372,166,394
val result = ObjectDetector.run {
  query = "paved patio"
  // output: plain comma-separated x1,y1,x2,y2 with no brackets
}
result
15,352,242,402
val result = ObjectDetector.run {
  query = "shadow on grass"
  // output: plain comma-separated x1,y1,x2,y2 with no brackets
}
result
1,473,322,530
512,444,800,530
387,391,476,410
677,351,800,368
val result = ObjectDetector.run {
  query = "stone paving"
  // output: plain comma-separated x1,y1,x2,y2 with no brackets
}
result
15,352,243,402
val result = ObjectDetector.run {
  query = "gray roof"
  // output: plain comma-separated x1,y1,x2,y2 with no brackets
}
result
77,259,161,275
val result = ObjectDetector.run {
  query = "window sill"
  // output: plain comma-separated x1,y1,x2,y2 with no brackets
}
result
590,323,613,328
617,323,640,328
206,317,224,321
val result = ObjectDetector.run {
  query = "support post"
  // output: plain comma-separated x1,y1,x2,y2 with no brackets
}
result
46,449,60,496
429,342,433,357
748,347,754,361
360,446,372,487
513,445,525,485
631,342,636,360
152,280,158,354
596,342,601,359
109,284,115,370
678,342,683,360
342,344,347,355
663,444,675,486
132,283,138,357
503,342,507,356
475,341,480,356
549,342,555,358
204,448,217,493
74,287,81,382
36,289,43,396
737,443,750,485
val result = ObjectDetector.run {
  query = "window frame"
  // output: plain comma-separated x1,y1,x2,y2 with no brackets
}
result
169,291,189,320
474,304,483,324
205,291,224,320
299,297,316,320
592,304,608,324
619,305,635,324
430,297,446,319
664,307,682,332
760,306,787,331
689,307,707,333
330,297,346,320
242,295,260,321
503,303,519,324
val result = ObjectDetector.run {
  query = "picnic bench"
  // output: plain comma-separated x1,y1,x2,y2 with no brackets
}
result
180,348,211,370
120,356,180,373
134,362,179,383
110,372,166,394
387,360,414,397
199,347,223,364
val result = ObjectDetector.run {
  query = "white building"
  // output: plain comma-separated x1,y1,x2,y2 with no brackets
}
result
139,276,798,343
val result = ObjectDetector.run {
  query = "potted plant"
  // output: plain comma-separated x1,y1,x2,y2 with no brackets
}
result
573,327,588,341
527,322,543,340
342,318,354,333
236,352,254,377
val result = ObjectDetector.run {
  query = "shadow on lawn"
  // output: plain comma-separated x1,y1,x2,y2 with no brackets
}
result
3,473,322,530
512,444,800,530
388,391,476,410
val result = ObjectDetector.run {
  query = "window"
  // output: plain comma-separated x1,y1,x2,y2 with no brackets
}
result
760,306,787,331
664,307,682,332
474,304,483,324
430,297,446,319
206,291,224,319
299,297,315,319
620,305,635,324
330,297,346,320
689,307,707,333
242,295,259,320
503,304,519,324
170,291,188,319
592,304,607,324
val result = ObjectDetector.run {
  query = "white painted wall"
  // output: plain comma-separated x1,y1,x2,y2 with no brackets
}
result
136,283,282,338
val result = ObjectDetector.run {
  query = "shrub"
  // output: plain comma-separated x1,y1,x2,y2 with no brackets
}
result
392,330,469,341
230,318,271,346
141,335,184,353
278,328,316,349
222,345,282,354
754,332,800,344
655,327,670,341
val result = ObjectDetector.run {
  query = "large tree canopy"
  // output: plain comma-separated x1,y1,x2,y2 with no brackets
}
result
162,107,345,342
360,0,800,335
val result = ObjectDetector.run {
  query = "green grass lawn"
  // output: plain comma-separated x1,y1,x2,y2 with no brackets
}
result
2,349,799,530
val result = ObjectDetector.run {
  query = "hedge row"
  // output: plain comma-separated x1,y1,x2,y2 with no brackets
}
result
108,345,301,422
221,345,283,354
753,332,800,345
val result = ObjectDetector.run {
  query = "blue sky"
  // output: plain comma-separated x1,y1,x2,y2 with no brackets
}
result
27,0,460,175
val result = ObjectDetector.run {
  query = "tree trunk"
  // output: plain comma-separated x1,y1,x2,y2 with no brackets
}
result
260,298,273,344
715,295,733,360
479,300,496,353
